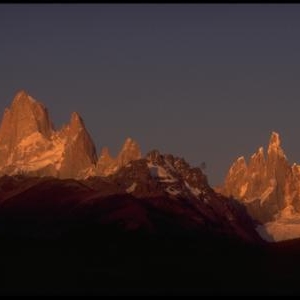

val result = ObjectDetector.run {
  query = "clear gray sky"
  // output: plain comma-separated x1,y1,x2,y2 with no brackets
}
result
1,4,300,186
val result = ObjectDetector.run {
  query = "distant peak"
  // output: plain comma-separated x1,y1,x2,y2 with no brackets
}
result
71,111,81,121
229,156,247,171
237,156,246,162
12,90,35,107
100,146,112,158
70,112,84,129
15,89,29,99
269,131,281,148
121,137,140,151
292,164,300,173
251,147,264,159
116,137,142,165
123,137,134,147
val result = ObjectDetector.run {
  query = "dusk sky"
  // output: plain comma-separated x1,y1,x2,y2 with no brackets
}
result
1,4,300,186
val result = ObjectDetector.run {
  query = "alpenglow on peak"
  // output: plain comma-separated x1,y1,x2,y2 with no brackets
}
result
0,90,142,179
220,131,300,242
268,131,281,149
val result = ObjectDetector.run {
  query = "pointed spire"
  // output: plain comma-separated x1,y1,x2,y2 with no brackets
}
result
237,156,246,163
250,146,265,160
248,146,266,178
267,131,287,162
123,137,133,146
116,137,142,167
68,112,86,136
268,131,281,149
13,89,30,101
227,156,247,177
11,90,39,109
0,90,53,145
119,137,141,158
99,146,113,160
121,137,140,152
70,112,84,127
59,111,97,178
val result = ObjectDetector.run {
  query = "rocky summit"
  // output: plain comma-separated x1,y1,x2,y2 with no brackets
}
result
96,138,141,176
220,132,300,241
0,90,262,245
0,91,140,179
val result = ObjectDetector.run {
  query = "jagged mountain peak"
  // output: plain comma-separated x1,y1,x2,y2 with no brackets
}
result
228,156,247,173
124,137,133,144
96,138,142,177
249,147,265,162
10,89,44,112
67,111,86,137
252,147,264,158
121,137,141,152
268,131,281,151
266,131,287,170
237,156,246,164
0,90,264,246
0,91,54,156
0,90,146,179
70,111,84,127
0,91,98,179
11,90,48,114
117,137,142,164
106,150,259,242
221,132,300,241
146,150,208,189
12,90,34,105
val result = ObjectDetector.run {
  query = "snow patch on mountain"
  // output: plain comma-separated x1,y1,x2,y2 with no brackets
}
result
165,186,181,196
256,205,300,242
257,222,300,242
126,182,137,193
11,132,67,172
184,181,201,197
17,132,45,148
147,162,178,183
260,179,277,205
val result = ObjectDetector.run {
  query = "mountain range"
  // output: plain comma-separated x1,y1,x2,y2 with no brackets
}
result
0,90,260,243
0,90,141,179
221,132,300,242
1,90,300,295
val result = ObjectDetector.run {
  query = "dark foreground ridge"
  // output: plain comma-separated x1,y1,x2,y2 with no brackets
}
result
0,150,267,296
0,225,300,296
0,160,297,295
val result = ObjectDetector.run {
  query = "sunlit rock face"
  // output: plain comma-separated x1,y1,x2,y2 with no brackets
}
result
0,91,97,178
222,156,248,199
0,90,143,179
220,132,300,241
0,90,54,169
96,138,141,176
58,112,98,179
96,147,115,176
